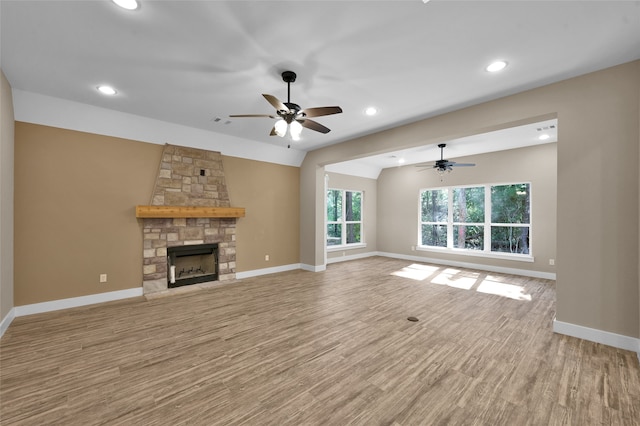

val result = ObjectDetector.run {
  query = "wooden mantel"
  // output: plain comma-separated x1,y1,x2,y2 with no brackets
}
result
136,205,245,219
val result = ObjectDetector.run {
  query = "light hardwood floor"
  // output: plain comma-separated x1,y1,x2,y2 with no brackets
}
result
1,257,639,425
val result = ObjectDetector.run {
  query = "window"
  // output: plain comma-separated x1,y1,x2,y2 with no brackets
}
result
491,184,530,254
453,186,485,250
327,189,363,248
419,183,530,257
420,189,448,247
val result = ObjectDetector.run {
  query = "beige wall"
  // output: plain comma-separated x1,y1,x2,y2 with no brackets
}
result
222,156,299,271
325,172,377,260
14,123,301,306
1,69,15,321
377,143,556,274
14,123,162,305
302,61,640,339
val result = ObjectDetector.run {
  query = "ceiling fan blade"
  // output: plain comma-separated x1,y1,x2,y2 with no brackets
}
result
229,114,276,118
299,119,331,134
451,163,475,167
263,94,288,112
301,106,343,117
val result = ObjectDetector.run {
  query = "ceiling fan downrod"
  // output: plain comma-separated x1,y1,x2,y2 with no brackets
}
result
282,71,296,105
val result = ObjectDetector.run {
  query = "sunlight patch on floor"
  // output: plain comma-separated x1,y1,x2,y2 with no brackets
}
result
390,263,533,301
477,279,532,301
431,270,477,290
390,263,440,281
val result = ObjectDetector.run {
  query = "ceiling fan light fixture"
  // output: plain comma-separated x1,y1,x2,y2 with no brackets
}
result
274,119,287,137
289,120,303,140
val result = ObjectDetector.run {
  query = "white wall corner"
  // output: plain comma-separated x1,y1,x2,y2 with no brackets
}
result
0,307,15,338
300,263,326,273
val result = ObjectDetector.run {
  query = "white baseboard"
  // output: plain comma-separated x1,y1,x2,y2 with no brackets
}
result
236,263,301,279
13,288,144,318
242,250,556,280
300,263,326,272
304,250,556,280
553,318,640,358
377,251,556,280
0,308,16,338
327,251,377,264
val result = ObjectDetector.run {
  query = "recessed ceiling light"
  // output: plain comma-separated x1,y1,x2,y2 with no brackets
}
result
398,158,406,164
538,134,550,141
486,61,508,73
365,107,378,116
97,85,117,95
112,0,139,10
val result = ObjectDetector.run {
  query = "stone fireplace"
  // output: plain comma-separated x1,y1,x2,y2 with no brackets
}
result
137,145,244,294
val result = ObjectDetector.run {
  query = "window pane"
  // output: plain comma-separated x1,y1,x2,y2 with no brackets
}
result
491,226,530,254
327,224,342,246
346,223,361,244
491,184,530,224
327,190,342,222
345,191,361,221
453,187,484,223
421,224,447,247
453,225,484,250
421,189,448,222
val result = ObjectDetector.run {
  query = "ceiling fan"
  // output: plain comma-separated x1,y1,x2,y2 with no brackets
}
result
416,143,476,175
230,71,343,147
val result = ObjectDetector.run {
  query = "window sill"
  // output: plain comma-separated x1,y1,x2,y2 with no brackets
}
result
327,243,367,252
416,246,534,263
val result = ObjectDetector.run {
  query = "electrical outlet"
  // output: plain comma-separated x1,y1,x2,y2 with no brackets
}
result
265,254,269,261
99,274,107,283
549,259,555,266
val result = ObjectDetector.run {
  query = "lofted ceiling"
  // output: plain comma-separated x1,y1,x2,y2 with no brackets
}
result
1,1,639,171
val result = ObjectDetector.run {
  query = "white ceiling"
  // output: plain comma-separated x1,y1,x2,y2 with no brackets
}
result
1,1,639,167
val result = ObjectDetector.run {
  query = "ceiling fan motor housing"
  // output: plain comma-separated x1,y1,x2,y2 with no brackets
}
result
279,103,303,123
282,71,297,83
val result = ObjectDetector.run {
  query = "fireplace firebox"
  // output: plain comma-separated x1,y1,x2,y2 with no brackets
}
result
167,243,218,288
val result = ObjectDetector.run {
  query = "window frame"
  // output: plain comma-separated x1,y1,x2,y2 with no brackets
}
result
326,188,365,251
417,182,533,262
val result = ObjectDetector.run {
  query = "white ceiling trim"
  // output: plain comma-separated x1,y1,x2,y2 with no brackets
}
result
12,90,306,167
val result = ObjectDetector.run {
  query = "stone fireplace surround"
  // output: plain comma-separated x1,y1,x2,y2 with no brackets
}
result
140,145,241,294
